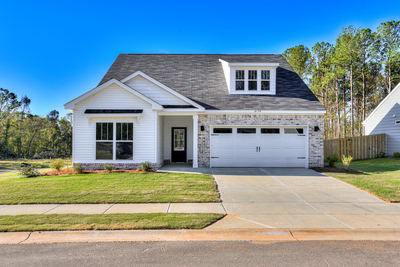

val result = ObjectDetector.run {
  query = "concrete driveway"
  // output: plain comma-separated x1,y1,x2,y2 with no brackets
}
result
209,168,400,229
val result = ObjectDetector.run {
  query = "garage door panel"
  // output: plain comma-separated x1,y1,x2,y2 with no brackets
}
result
211,127,307,168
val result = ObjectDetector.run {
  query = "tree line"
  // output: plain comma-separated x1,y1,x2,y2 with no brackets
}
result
283,20,400,139
0,88,72,159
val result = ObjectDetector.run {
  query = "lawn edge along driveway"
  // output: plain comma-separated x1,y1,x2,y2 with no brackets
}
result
0,213,225,232
0,172,220,204
321,158,400,203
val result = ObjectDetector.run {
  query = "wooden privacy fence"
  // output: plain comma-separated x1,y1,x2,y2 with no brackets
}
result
324,134,386,160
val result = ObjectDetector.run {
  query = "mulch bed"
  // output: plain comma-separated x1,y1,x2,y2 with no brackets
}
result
311,166,364,174
40,168,155,176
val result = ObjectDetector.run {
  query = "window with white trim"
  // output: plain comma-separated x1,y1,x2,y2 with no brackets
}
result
248,70,257,91
235,70,244,90
261,70,270,91
96,122,133,160
234,69,271,91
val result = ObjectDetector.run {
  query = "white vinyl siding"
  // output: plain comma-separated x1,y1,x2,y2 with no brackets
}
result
163,116,193,161
73,83,156,164
125,76,189,105
364,84,400,155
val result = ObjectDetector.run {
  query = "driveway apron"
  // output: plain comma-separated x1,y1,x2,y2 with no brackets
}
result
210,168,400,229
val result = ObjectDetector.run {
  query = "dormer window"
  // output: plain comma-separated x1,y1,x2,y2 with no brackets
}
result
235,70,244,90
261,70,270,91
219,59,278,95
234,69,272,91
248,70,257,90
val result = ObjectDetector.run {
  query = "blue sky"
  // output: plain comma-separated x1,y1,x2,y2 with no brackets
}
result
1,0,399,117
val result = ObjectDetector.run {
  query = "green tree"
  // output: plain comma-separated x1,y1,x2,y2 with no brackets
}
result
282,45,311,82
376,20,400,93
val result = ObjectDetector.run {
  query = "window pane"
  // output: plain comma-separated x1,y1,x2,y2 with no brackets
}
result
213,128,232,133
248,81,257,90
261,81,270,91
261,128,280,134
96,142,113,159
128,123,133,140
96,123,101,140
108,123,113,140
101,123,107,140
261,70,270,80
116,142,133,160
284,128,304,134
122,123,128,140
237,128,256,134
174,129,185,151
236,70,244,79
248,70,257,79
116,123,121,140
236,81,244,90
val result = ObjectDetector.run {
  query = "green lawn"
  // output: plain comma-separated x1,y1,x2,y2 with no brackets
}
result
0,213,224,232
0,158,71,170
0,172,220,204
324,158,400,202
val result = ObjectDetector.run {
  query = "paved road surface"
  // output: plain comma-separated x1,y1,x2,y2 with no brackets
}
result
1,241,400,266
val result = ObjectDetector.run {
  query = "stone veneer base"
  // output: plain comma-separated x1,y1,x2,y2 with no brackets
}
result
78,162,164,171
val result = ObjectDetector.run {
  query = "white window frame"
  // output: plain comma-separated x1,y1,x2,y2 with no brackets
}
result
95,122,134,161
231,67,276,95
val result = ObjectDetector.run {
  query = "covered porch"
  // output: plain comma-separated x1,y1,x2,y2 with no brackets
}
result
158,114,199,168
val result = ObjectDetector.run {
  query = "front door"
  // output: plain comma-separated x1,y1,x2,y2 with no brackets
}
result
171,127,187,162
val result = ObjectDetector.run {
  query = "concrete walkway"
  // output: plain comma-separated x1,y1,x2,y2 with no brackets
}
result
0,203,225,215
209,168,400,229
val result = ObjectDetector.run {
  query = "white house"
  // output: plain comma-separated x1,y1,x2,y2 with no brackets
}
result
363,82,400,155
64,54,326,169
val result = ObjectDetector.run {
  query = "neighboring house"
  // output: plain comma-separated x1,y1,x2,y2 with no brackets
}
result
363,82,400,155
64,54,325,169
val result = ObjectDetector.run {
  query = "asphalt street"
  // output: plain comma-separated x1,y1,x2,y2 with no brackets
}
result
1,241,400,266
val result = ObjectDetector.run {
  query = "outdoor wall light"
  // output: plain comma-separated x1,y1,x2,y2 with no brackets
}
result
200,126,205,131
314,126,320,132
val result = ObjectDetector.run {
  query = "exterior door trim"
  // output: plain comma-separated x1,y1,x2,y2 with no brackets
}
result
171,127,187,162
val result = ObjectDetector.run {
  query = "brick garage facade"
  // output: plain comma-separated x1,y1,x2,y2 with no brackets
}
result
197,114,324,168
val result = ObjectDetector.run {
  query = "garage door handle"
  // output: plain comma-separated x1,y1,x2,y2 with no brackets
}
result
211,157,219,158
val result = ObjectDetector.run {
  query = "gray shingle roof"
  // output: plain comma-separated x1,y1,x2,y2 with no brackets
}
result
98,54,325,111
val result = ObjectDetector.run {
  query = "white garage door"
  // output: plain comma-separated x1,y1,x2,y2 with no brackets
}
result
210,126,307,168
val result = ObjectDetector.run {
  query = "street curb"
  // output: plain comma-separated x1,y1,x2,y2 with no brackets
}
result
2,228,400,244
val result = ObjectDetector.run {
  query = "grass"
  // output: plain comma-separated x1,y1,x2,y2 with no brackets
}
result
323,158,400,202
0,158,72,170
0,172,220,204
0,213,224,232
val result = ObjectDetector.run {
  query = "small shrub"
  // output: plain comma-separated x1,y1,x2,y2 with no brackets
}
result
73,164,84,173
326,153,339,167
50,158,65,171
378,152,386,158
140,161,151,172
342,155,353,169
104,163,114,172
18,166,39,178
394,152,400,158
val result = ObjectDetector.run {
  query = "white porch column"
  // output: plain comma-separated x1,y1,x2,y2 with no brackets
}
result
193,114,198,168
